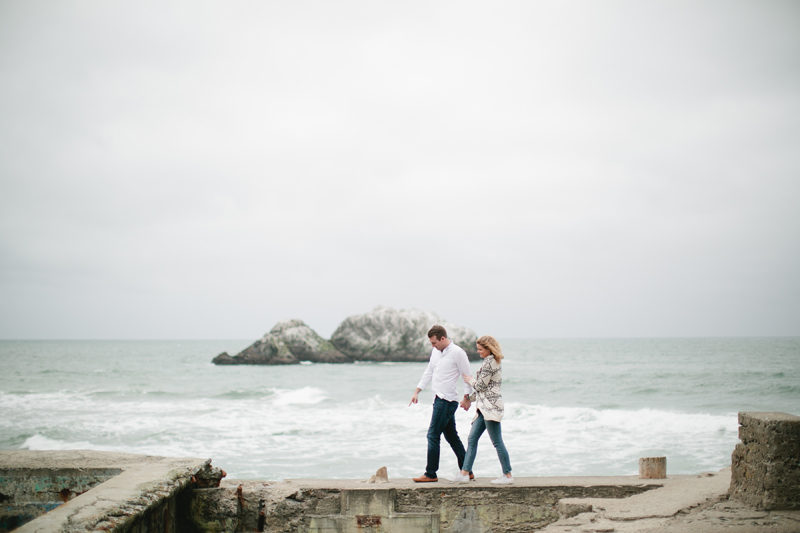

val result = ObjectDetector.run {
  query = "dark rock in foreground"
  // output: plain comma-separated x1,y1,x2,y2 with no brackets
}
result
331,306,479,362
212,319,351,365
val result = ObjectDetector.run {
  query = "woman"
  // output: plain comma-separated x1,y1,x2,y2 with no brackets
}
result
454,335,513,484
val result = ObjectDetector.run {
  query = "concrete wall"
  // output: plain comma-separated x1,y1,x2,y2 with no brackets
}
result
729,411,800,510
187,480,657,533
0,467,122,532
14,430,800,533
0,451,221,533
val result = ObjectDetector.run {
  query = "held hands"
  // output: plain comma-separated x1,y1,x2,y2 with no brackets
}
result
461,374,472,411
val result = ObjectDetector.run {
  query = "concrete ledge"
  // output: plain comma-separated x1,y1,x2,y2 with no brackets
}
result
189,468,800,532
278,475,666,490
557,471,730,521
189,474,668,532
5,451,798,532
0,451,216,533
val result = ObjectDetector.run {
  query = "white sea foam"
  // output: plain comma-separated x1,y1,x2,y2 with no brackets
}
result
267,386,328,406
22,434,96,451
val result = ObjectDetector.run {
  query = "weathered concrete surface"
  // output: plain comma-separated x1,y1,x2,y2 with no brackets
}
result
730,411,800,510
5,451,798,532
0,467,122,504
187,469,800,532
0,464,122,532
543,468,800,532
189,474,743,532
0,450,220,533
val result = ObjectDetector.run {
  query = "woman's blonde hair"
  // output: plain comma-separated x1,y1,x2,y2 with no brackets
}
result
477,335,504,361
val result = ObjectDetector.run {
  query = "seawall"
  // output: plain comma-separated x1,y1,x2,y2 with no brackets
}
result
2,412,799,532
0,450,725,533
0,451,223,533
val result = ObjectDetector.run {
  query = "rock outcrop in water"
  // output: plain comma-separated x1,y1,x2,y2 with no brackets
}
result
330,306,479,362
212,307,478,365
212,319,351,365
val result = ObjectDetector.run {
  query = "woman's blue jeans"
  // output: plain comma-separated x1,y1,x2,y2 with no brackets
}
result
462,410,512,474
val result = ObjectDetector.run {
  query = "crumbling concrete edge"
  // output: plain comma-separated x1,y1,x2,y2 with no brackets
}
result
540,468,733,531
3,452,219,533
70,460,212,533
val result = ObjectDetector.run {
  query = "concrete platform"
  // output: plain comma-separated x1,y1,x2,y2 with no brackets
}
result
215,469,800,532
3,451,799,532
282,474,670,490
541,469,800,532
0,450,216,533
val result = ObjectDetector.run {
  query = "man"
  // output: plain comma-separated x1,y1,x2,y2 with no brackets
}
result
409,325,474,482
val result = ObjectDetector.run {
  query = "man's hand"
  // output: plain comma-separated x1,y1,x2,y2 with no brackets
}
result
409,389,420,406
460,397,471,411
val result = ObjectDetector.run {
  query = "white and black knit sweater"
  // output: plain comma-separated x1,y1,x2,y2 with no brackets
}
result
465,354,504,422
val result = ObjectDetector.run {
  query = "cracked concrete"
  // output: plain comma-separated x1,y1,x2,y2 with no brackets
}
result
188,468,794,532
3,451,799,532
0,451,217,533
540,468,800,533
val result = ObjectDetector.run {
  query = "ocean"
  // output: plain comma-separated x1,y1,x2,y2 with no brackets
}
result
1,338,798,481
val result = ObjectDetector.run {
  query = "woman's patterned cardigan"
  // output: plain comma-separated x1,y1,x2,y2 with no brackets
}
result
465,354,504,422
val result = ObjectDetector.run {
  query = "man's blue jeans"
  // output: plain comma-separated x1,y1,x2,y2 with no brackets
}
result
425,396,466,478
462,410,512,475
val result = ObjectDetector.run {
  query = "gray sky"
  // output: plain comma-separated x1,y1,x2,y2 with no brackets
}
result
1,1,798,340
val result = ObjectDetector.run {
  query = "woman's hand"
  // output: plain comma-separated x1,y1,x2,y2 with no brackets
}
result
462,373,471,381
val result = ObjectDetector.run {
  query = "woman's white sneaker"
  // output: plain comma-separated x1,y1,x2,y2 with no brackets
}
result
491,475,514,485
452,472,470,484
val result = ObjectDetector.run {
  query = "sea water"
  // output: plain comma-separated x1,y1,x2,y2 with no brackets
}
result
1,338,798,481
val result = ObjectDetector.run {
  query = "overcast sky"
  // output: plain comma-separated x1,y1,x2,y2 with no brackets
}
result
1,1,798,340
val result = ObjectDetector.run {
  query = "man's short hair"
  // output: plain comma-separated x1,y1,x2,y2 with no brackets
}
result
427,325,447,340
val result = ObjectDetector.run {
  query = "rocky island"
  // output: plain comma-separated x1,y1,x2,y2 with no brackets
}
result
211,319,349,365
212,306,479,365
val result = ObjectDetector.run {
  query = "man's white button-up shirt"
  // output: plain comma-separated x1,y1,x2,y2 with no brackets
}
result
416,342,473,402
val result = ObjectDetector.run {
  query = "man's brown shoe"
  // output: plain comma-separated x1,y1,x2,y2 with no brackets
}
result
469,473,475,480
412,475,438,482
